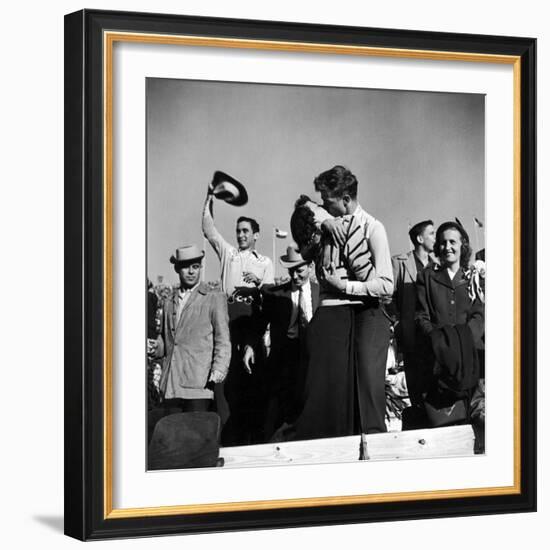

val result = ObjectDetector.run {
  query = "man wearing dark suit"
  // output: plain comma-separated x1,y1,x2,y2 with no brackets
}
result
243,246,319,441
392,220,436,410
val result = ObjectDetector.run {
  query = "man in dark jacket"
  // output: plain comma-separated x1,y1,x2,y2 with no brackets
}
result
243,246,319,440
391,220,436,407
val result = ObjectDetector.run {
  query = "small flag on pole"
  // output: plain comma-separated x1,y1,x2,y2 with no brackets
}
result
275,228,288,239
473,217,484,228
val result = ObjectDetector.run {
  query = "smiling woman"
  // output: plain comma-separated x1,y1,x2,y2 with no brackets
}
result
415,221,485,436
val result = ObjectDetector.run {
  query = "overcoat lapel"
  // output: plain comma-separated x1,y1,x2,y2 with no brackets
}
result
452,269,469,289
403,251,418,283
432,267,455,289
175,284,206,332
280,282,293,328
311,281,320,313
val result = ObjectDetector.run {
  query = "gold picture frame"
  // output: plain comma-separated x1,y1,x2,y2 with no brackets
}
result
65,9,536,540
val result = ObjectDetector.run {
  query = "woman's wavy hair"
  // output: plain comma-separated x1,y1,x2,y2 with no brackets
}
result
290,195,319,255
435,221,472,270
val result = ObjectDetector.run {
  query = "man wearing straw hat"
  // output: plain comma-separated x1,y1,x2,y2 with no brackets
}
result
147,244,231,437
243,245,320,440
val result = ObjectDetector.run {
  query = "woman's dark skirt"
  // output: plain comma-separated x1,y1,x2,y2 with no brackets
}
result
292,305,360,441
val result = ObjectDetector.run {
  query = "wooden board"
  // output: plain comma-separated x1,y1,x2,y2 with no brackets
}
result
220,425,475,468
361,425,475,461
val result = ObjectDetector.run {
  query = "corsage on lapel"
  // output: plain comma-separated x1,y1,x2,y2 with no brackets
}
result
464,260,486,303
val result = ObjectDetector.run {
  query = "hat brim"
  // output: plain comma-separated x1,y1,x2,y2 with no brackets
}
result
170,252,205,265
279,257,308,269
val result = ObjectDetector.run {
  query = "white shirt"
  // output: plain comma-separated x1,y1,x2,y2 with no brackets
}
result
287,280,313,339
175,283,199,323
202,200,274,295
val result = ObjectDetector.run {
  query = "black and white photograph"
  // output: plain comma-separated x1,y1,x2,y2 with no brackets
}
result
1,0,544,545
58,3,537,543
145,78,486,470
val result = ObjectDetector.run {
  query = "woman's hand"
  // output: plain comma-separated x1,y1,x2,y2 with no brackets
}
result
321,218,346,247
322,262,347,292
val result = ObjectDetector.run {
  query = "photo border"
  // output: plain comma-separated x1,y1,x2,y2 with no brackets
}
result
64,9,536,540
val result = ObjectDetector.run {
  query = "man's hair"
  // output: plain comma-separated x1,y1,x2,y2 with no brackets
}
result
434,221,472,269
313,165,358,199
236,216,260,234
409,220,434,247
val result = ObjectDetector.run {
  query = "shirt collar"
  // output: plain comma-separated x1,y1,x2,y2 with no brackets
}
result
352,203,365,217
237,248,259,258
179,282,199,296
292,279,311,293
413,250,431,269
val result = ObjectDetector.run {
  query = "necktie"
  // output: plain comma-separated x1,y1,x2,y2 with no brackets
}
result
298,286,309,328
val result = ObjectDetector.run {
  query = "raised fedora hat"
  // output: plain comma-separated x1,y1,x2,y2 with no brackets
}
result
208,170,248,207
279,245,308,269
169,244,205,265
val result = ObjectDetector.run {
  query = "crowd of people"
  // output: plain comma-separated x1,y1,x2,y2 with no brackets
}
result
147,165,486,455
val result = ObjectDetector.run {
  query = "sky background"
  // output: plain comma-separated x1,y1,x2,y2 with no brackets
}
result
147,78,485,284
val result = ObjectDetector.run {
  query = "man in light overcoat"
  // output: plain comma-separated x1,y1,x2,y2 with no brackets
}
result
148,245,231,436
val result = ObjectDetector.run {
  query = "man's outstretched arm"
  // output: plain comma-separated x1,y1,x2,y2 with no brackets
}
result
202,194,231,260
